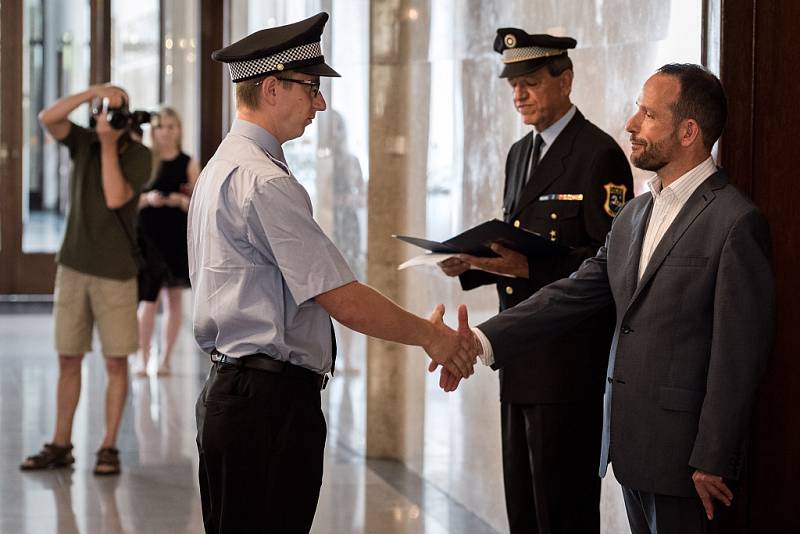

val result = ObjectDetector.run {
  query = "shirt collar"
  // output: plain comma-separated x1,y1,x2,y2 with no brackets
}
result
647,156,717,201
535,104,577,147
230,118,287,165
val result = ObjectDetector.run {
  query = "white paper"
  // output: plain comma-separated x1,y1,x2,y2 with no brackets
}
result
398,252,518,278
398,253,456,270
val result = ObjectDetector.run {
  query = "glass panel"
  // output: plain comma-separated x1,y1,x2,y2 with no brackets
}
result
112,0,201,172
111,0,160,113
21,0,91,253
228,1,370,454
161,0,199,158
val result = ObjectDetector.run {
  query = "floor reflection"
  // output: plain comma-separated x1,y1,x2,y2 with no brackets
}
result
1,308,496,533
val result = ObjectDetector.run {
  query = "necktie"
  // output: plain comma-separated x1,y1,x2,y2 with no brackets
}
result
511,134,545,214
526,133,545,185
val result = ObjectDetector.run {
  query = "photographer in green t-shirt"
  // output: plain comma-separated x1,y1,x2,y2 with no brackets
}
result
19,84,151,476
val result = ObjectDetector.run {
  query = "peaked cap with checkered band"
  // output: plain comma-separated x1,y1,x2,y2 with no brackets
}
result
212,12,340,82
493,29,576,79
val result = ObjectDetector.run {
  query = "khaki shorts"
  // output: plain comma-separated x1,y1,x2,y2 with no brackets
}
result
54,265,138,356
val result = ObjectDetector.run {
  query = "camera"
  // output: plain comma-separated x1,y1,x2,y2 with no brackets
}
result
90,97,152,130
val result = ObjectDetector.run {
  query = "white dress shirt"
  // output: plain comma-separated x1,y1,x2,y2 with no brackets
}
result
475,156,718,366
637,156,717,279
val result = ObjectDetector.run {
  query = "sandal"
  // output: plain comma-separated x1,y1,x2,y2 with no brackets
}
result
93,447,121,476
20,442,75,470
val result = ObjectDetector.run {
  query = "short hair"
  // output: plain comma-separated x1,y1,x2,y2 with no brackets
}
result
235,75,267,110
235,72,302,110
657,63,727,149
545,55,573,77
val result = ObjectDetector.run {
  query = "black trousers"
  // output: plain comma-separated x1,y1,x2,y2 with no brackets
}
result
196,362,326,534
622,486,716,534
501,400,603,534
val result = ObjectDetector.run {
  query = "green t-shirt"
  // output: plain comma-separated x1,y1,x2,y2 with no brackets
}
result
56,123,152,279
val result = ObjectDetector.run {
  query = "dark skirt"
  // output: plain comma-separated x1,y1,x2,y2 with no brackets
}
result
137,205,189,301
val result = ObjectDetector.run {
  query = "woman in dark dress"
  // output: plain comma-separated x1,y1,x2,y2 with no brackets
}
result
134,107,200,376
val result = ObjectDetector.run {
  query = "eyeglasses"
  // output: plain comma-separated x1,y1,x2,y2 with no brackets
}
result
276,77,321,98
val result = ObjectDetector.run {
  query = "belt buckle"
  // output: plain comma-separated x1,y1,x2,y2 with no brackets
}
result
321,374,330,390
211,350,235,366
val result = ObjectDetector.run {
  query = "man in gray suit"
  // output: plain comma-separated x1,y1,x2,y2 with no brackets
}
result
435,64,775,533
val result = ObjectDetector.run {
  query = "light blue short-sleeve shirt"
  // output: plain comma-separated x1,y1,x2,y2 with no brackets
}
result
188,119,356,373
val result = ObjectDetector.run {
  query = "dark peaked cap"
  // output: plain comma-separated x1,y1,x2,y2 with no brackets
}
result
494,29,576,78
213,12,340,82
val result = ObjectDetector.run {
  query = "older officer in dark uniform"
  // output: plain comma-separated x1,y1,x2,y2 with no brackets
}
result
190,13,474,534
439,30,633,534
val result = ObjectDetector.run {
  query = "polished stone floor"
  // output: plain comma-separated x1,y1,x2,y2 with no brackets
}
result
0,302,498,534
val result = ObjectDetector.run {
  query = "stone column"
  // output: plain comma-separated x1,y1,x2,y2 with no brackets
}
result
366,1,431,460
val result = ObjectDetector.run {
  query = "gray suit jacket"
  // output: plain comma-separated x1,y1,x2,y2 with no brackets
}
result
479,170,775,497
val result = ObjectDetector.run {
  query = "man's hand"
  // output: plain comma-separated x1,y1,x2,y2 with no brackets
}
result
438,257,471,277
427,305,480,392
95,111,124,145
692,469,733,520
424,304,476,379
458,243,529,279
91,84,128,109
93,84,127,146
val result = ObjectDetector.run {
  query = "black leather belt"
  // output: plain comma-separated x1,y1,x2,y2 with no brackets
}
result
210,350,328,390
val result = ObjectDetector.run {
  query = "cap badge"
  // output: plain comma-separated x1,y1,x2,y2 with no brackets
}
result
504,34,517,48
276,63,285,71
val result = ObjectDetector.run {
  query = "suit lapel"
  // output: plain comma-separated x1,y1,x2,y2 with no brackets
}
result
510,111,586,219
624,198,653,302
628,172,725,307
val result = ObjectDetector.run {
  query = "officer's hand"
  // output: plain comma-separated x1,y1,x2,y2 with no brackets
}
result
95,112,124,145
424,304,476,380
692,469,733,520
458,243,529,279
438,257,470,277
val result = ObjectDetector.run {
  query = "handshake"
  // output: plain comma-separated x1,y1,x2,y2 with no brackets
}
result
422,304,482,392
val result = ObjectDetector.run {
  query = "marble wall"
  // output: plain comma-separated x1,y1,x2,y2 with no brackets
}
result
365,1,706,532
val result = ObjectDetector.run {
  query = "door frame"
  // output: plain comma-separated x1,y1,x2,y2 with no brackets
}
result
0,0,56,293
0,0,111,294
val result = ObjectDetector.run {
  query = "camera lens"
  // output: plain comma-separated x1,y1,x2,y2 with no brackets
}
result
106,109,130,129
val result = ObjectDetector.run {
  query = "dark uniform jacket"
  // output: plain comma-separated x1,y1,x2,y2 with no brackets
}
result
479,171,774,496
460,109,633,404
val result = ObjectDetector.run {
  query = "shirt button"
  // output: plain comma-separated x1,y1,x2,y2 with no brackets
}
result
550,212,558,220
513,220,521,228
505,286,514,295
549,230,557,241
